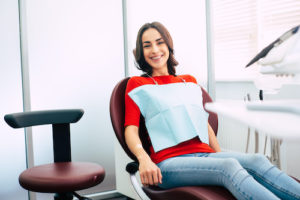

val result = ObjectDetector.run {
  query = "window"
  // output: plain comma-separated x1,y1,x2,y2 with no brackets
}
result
212,0,300,81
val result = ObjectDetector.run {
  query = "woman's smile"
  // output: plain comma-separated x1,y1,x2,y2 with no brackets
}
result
150,54,164,62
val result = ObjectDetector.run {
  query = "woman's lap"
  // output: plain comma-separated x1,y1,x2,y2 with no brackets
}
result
157,152,300,200
157,152,267,188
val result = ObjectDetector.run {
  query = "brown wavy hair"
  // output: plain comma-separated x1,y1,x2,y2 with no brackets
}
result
134,22,179,76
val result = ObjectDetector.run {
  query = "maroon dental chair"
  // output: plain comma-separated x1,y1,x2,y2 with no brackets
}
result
109,77,236,200
4,109,105,200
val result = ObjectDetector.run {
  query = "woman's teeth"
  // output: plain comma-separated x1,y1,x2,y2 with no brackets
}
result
152,55,161,60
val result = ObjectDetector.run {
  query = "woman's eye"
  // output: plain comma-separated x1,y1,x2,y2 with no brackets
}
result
158,41,164,45
143,45,150,48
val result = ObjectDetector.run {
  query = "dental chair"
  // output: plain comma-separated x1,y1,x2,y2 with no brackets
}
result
110,77,236,200
4,109,105,200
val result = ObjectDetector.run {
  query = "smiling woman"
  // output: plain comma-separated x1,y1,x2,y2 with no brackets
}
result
134,22,178,77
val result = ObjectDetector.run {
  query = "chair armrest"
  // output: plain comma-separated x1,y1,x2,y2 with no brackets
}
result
4,109,84,128
126,161,150,200
126,161,139,174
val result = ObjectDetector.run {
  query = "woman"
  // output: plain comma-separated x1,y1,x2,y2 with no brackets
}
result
124,22,300,200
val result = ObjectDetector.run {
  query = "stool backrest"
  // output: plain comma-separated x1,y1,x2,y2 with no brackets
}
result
4,109,84,162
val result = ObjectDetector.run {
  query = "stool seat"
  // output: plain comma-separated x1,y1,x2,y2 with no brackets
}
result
19,162,105,193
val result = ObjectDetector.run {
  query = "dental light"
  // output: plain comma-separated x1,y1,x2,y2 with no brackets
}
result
246,25,300,75
244,24,300,116
246,25,300,93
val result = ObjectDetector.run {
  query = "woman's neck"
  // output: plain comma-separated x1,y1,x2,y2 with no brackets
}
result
152,68,169,77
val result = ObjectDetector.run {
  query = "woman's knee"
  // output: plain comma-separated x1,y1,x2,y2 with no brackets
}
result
222,158,243,172
243,153,274,174
248,153,269,165
221,158,250,183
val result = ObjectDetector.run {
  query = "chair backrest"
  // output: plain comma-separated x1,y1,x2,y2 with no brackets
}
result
109,77,218,161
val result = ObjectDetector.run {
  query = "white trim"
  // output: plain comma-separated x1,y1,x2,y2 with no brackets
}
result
205,0,216,101
18,0,35,199
130,174,150,200
122,0,129,78
215,78,255,83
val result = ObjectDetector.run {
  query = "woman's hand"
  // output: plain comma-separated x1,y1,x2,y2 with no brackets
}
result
139,157,162,186
124,125,162,186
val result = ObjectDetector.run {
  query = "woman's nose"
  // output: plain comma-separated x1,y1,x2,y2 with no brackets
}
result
151,44,159,53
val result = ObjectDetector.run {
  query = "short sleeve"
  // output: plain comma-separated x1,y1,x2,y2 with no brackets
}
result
181,74,198,84
124,77,142,127
188,75,198,84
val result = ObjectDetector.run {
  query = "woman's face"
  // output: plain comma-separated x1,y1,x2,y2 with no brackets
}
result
142,28,169,75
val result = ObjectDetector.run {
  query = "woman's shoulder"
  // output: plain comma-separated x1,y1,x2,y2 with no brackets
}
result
178,74,197,83
129,75,146,81
126,76,150,92
128,76,150,85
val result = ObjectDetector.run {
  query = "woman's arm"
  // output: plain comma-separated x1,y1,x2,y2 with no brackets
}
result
208,123,221,152
125,125,162,186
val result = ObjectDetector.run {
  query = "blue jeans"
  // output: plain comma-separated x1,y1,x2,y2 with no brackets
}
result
157,152,300,200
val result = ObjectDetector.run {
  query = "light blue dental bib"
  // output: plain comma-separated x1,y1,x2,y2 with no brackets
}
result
128,82,209,152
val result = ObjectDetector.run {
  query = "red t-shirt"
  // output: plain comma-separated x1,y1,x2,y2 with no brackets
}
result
125,74,215,164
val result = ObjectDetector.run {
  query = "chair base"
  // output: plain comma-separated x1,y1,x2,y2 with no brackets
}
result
54,192,92,200
72,191,92,200
143,185,236,200
54,192,73,200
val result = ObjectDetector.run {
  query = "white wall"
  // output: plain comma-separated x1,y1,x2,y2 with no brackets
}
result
215,81,259,152
0,1,28,200
24,0,124,198
1,0,125,199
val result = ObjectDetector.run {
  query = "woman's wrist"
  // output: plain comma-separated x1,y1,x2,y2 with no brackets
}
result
136,151,151,163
